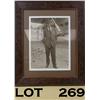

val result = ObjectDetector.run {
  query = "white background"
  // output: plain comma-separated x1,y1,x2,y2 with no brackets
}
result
0,0,100,100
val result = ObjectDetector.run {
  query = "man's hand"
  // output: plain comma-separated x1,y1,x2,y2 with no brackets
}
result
41,38,46,43
56,32,66,37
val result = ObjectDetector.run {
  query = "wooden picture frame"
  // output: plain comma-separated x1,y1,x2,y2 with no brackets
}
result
15,1,85,86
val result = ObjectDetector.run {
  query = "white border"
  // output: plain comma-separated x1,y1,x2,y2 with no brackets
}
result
29,16,71,71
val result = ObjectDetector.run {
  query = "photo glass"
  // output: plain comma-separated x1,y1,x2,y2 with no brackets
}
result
27,16,71,71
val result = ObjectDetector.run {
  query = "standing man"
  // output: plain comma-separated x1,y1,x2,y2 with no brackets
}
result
42,19,63,68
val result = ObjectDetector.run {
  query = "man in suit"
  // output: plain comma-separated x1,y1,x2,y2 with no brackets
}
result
42,19,63,68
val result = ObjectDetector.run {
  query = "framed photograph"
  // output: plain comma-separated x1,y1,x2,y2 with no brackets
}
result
15,1,85,86
28,16,71,71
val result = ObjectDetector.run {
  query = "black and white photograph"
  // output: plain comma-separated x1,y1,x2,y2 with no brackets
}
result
28,16,71,71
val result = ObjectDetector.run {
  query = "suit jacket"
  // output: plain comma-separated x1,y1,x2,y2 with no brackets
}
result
42,24,57,48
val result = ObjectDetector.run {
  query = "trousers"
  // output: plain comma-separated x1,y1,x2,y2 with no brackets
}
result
45,46,56,68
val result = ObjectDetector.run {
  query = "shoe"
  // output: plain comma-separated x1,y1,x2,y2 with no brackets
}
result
53,66,57,68
46,65,49,68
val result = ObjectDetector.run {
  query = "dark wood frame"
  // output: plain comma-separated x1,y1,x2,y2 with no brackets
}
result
15,1,85,86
